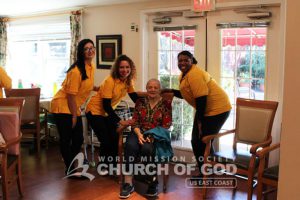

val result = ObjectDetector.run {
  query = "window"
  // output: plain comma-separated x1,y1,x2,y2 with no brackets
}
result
219,27,267,151
157,29,195,149
6,15,71,98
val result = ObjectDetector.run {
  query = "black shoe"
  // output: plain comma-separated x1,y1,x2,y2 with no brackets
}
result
119,183,134,199
146,183,158,197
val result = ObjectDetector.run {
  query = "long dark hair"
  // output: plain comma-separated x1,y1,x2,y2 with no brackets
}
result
67,39,94,80
177,50,198,64
111,54,136,86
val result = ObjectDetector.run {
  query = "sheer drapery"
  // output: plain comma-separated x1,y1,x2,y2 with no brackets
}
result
70,10,82,64
0,18,8,66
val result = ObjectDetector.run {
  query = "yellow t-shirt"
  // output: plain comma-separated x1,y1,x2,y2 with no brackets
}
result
0,67,12,98
86,75,135,116
50,64,95,116
179,64,231,116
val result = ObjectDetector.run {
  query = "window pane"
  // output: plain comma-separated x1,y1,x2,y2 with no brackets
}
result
251,79,265,100
183,101,194,125
172,100,182,124
158,29,195,149
182,125,193,147
221,51,235,78
171,51,181,75
184,30,195,50
171,124,182,146
171,31,183,50
252,28,267,50
251,51,266,79
158,51,170,75
7,15,70,98
171,75,179,89
221,78,235,104
159,75,170,89
221,29,236,51
158,32,171,50
237,51,250,79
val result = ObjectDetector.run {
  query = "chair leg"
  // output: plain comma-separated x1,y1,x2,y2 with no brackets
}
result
2,161,8,200
257,180,263,200
36,134,41,155
44,122,49,149
17,158,24,197
163,174,169,192
247,175,254,200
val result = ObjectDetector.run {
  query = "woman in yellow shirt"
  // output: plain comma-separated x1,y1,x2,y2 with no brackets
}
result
0,66,12,98
163,51,231,177
86,55,138,175
51,39,95,175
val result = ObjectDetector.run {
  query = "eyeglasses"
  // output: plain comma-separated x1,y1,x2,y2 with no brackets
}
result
84,47,95,52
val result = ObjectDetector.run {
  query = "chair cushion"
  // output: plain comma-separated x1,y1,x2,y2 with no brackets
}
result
212,148,259,170
263,165,279,180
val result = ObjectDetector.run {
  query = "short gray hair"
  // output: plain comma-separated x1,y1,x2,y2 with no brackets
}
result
146,78,161,89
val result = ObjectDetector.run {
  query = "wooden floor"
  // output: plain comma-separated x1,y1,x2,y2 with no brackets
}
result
5,143,277,200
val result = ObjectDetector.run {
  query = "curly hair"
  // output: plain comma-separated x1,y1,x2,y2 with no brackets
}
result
111,54,136,86
67,39,94,80
178,50,198,64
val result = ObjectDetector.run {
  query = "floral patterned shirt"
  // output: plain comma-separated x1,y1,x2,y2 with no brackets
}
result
132,97,172,133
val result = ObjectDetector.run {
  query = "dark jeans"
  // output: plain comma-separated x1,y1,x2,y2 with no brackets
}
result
191,111,230,174
54,113,83,171
124,133,157,185
86,112,119,167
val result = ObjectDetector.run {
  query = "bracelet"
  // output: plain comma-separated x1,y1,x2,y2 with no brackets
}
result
72,116,77,118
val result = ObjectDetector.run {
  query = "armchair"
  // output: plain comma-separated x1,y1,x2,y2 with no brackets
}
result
256,143,280,200
201,98,278,200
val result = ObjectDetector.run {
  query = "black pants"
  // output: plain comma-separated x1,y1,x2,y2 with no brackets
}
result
86,112,119,167
54,113,83,171
124,133,157,185
191,111,230,174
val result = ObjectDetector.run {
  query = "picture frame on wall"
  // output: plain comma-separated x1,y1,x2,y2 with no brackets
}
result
96,35,122,69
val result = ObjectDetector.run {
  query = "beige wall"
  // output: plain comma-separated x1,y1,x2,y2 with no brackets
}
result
83,0,189,90
278,0,300,199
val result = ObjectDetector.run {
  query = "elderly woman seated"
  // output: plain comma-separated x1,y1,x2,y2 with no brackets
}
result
119,79,172,199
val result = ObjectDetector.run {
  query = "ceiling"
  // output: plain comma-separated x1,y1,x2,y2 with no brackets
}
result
0,0,151,17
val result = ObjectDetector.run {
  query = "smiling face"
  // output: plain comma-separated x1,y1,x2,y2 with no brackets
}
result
146,79,161,99
178,54,193,74
83,42,95,60
118,60,131,80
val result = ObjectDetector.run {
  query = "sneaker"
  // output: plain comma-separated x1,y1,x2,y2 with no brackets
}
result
119,183,134,199
146,184,158,197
